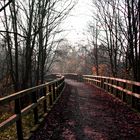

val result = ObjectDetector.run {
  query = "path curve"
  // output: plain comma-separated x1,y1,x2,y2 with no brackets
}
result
31,80,140,140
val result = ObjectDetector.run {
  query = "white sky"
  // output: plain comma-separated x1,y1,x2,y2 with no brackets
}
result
60,0,93,45
0,0,93,45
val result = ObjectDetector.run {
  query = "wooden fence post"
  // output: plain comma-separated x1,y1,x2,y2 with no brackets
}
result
103,78,105,89
56,82,58,97
57,81,60,96
100,78,102,88
15,98,23,140
97,78,99,87
53,84,56,102
110,79,113,94
43,87,47,113
122,83,126,102
107,79,110,92
63,78,65,88
32,91,39,124
132,85,139,109
61,79,64,91
115,81,119,97
49,85,52,106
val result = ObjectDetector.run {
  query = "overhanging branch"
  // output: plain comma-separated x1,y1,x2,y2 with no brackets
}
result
0,30,27,38
0,0,13,12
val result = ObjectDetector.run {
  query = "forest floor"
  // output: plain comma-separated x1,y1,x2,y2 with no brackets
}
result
30,79,140,140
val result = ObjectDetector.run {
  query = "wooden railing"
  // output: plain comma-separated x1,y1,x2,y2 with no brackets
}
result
83,75,140,110
63,73,83,82
0,76,65,140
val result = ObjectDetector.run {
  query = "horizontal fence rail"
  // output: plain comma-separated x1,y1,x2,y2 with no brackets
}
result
62,73,83,82
83,75,140,110
0,76,65,140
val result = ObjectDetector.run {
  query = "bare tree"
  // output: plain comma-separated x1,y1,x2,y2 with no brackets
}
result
0,0,76,94
125,0,140,81
90,0,139,79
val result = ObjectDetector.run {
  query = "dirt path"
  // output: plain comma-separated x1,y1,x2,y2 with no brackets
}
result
31,80,140,140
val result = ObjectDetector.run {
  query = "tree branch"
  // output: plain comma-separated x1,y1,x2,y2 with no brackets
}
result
0,0,12,12
0,30,27,38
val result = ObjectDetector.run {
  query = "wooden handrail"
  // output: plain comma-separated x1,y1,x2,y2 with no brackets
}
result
83,75,140,86
0,78,61,105
0,76,65,140
83,75,140,110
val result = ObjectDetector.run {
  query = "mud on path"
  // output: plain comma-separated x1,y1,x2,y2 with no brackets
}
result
31,80,140,140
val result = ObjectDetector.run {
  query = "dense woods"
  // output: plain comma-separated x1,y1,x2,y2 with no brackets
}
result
0,0,76,96
87,0,140,81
